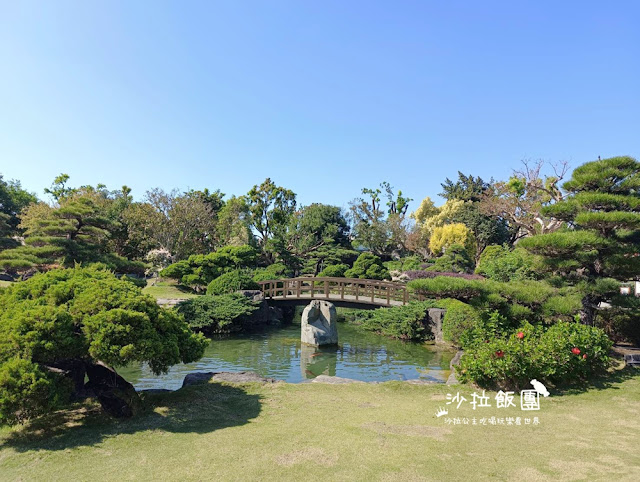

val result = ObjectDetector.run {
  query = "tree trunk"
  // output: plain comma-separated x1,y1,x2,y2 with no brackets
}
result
85,362,142,418
45,358,89,399
579,295,598,326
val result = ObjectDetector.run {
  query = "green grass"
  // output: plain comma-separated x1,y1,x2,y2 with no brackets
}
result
1,369,639,480
142,279,199,300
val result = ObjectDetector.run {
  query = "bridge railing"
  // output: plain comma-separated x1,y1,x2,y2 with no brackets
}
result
257,277,415,306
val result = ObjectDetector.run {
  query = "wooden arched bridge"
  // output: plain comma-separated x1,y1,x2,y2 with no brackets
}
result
258,277,420,309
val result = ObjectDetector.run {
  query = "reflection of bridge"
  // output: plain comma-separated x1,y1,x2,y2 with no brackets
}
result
258,277,418,309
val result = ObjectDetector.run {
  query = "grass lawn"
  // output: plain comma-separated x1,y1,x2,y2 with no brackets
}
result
142,279,199,300
1,369,639,481
0,281,11,288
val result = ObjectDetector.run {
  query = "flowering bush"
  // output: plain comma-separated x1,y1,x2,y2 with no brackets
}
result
457,322,612,390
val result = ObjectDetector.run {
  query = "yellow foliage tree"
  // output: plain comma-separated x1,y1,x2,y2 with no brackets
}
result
411,197,438,225
429,223,475,256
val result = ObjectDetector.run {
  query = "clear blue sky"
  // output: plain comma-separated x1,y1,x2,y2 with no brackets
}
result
1,1,638,209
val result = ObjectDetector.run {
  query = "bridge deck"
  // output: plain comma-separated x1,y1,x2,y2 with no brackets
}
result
258,276,417,308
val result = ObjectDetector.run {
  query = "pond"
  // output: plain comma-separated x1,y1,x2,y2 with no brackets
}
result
120,322,456,390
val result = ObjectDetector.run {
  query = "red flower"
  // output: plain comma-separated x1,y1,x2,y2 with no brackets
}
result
583,354,587,359
516,332,524,339
495,350,504,358
571,347,581,355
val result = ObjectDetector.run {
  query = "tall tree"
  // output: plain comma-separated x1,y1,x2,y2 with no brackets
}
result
274,203,354,275
440,172,489,202
480,160,568,241
349,182,412,258
0,174,37,250
124,188,220,260
520,156,640,325
246,179,296,260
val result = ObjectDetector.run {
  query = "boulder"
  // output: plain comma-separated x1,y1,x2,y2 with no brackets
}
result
427,308,446,344
301,300,338,346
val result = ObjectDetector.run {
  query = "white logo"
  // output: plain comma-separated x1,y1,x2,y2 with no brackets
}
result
530,379,550,397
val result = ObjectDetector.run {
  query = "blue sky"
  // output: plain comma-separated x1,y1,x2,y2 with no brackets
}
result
1,1,638,210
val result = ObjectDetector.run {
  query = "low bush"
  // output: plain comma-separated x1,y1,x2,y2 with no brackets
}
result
344,253,391,280
425,244,474,273
457,322,612,390
206,270,259,296
434,298,483,345
351,301,433,340
317,263,349,277
408,276,485,302
252,263,291,283
383,256,423,273
176,294,259,333
475,245,539,282
161,245,258,290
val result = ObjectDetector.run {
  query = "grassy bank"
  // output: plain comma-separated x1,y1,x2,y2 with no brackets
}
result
1,369,639,481
142,279,199,300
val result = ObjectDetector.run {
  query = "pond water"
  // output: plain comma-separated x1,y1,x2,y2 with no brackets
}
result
120,323,456,390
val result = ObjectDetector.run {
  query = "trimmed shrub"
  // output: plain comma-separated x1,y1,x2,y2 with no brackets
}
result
176,294,259,333
344,253,391,280
426,244,474,273
475,245,538,282
160,260,191,280
252,263,291,283
161,245,258,288
0,357,70,425
457,322,612,390
206,270,259,296
121,275,147,288
408,276,485,302
318,264,349,278
434,298,483,345
383,256,423,273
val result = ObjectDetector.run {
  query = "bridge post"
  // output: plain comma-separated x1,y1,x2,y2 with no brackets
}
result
296,279,300,298
311,280,315,297
324,279,330,298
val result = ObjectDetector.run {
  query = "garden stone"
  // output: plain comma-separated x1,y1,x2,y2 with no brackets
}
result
301,300,338,346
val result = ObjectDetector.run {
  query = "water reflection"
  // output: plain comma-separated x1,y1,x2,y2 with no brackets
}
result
300,344,337,378
120,323,455,390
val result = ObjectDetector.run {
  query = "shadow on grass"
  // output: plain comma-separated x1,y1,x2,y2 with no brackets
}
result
551,365,639,396
2,382,262,452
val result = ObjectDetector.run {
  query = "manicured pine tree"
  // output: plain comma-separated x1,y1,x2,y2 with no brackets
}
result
520,156,640,325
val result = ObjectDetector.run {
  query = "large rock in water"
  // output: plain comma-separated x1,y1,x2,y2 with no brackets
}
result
301,300,338,346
